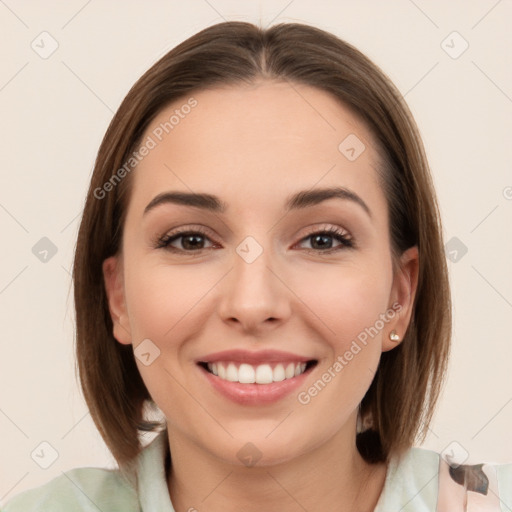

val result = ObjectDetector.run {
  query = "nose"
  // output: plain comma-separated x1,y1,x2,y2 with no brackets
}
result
217,239,292,336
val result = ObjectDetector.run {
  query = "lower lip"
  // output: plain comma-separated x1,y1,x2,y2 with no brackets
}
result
198,364,314,405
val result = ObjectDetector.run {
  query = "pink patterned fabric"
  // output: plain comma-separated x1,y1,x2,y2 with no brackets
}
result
436,456,502,511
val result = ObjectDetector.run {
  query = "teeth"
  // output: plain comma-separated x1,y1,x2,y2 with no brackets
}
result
205,361,309,384
226,363,238,382
255,364,273,384
239,364,255,383
272,364,285,382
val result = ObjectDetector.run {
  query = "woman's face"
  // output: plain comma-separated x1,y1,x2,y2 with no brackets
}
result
103,80,418,466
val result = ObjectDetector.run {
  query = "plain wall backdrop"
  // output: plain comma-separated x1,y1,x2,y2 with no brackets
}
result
1,0,511,504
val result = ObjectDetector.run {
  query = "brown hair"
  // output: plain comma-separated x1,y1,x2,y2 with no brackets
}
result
73,21,451,471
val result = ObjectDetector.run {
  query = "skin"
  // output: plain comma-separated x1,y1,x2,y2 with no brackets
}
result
103,80,419,512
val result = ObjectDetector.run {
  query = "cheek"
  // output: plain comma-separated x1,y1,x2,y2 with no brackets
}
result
291,262,393,346
123,260,224,343
290,264,392,407
122,262,219,415
124,254,393,348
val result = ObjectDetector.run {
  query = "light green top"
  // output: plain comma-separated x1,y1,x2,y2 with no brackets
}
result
3,431,512,511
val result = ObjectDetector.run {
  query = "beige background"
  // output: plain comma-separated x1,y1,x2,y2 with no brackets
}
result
1,0,511,504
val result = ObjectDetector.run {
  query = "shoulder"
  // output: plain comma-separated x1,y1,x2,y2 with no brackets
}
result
489,459,512,509
2,466,139,512
377,446,512,512
376,446,440,511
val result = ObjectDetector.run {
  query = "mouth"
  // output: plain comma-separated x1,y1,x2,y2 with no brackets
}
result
196,356,318,405
198,360,318,384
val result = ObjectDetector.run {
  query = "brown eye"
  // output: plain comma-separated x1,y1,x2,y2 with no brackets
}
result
154,225,354,255
297,227,354,253
155,228,217,253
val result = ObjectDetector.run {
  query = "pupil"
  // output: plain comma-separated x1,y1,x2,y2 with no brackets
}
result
183,235,203,250
312,234,332,249
180,234,335,251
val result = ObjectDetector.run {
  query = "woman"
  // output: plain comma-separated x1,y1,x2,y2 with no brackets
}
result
4,21,511,512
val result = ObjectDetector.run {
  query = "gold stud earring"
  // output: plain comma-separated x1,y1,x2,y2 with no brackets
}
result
389,330,400,342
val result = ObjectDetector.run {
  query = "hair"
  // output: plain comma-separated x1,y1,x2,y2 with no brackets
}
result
73,21,451,472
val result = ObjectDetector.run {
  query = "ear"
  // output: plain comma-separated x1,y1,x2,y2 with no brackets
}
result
382,245,419,352
102,255,132,345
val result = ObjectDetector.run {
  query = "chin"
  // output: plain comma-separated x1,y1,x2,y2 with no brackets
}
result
203,427,317,469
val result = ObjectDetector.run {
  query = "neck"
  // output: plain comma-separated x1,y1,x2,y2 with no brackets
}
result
166,421,388,512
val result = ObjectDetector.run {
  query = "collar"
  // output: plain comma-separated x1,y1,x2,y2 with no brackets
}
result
136,430,176,512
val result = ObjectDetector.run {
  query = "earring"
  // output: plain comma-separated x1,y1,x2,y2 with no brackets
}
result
389,330,400,342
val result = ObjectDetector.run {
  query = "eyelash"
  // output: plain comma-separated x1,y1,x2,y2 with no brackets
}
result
154,225,355,256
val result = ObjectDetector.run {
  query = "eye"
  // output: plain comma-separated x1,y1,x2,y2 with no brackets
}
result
154,226,217,253
154,224,354,255
296,226,354,254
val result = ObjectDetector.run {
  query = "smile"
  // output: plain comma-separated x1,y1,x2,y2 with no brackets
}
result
203,361,314,384
195,349,318,404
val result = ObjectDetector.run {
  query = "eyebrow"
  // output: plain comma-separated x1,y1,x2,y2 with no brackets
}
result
143,186,372,218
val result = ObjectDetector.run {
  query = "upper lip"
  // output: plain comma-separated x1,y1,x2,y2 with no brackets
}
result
197,349,315,365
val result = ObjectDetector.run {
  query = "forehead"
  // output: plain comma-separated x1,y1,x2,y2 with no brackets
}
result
128,81,384,217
